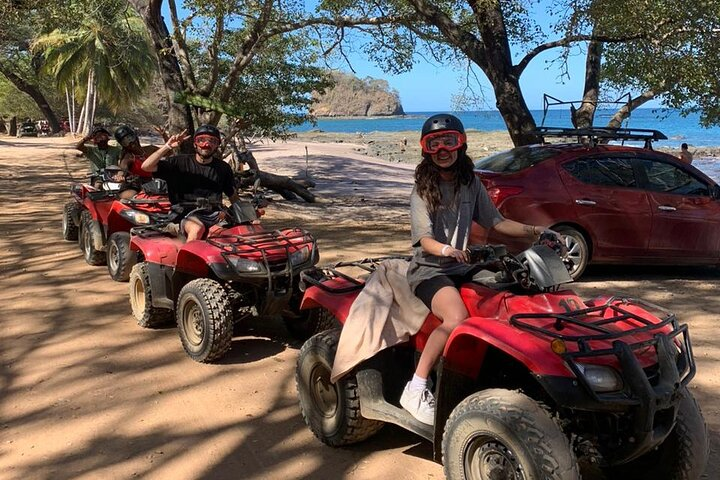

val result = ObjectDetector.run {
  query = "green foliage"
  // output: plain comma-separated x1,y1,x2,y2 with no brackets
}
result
32,0,156,111
0,75,42,118
589,0,720,126
168,0,333,137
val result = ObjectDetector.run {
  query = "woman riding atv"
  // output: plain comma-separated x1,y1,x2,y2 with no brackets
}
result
401,113,562,425
114,125,159,199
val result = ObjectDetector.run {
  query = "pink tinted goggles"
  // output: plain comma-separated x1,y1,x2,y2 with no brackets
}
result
420,130,466,154
194,134,220,148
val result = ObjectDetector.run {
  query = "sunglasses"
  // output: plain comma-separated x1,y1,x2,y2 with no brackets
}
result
194,135,220,148
420,130,466,154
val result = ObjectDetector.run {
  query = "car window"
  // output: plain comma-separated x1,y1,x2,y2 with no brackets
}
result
474,146,559,173
637,159,709,196
563,157,637,188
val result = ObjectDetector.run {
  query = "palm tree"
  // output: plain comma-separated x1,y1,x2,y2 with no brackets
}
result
32,4,155,135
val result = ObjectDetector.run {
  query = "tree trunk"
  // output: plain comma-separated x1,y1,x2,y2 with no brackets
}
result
0,64,60,133
236,170,316,203
9,116,17,136
476,3,538,146
128,0,194,139
0,116,6,134
65,87,72,133
71,79,76,134
574,40,603,128
607,90,658,128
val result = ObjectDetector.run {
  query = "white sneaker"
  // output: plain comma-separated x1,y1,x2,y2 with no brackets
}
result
400,382,435,425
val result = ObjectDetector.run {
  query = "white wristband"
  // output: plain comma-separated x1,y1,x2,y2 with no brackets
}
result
441,244,451,256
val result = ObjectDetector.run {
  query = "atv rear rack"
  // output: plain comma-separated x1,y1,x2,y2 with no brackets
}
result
299,256,412,294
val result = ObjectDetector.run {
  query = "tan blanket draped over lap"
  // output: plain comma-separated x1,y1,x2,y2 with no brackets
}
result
331,259,430,383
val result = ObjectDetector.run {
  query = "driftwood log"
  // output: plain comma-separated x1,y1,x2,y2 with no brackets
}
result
227,147,316,203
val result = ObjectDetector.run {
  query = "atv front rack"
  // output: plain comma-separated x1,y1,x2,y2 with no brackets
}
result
210,228,315,269
299,256,412,294
512,296,695,402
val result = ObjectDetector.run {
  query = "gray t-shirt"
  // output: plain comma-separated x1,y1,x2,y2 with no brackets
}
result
407,176,504,292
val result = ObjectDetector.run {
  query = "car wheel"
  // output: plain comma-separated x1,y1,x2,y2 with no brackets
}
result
62,201,80,241
80,210,106,266
442,389,580,480
296,328,384,446
129,262,173,328
555,226,589,280
107,232,136,282
176,278,233,363
603,387,708,480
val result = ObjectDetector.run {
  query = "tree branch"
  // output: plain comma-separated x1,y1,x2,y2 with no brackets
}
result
167,0,196,90
198,10,225,96
515,32,647,75
404,0,487,68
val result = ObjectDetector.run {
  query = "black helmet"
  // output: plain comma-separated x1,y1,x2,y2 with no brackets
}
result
194,124,221,140
92,126,110,136
114,125,137,143
421,114,465,138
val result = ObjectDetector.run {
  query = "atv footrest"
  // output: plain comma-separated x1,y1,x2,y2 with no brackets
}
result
356,368,433,441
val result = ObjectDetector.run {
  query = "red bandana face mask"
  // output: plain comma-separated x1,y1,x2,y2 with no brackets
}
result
194,134,220,150
420,130,466,154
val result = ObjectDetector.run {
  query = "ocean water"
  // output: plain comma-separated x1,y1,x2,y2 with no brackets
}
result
294,109,720,149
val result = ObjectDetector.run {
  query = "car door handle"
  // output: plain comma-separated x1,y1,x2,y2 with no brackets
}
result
658,205,677,211
575,199,597,206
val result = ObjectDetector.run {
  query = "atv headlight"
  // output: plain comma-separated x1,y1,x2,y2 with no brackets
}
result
289,247,310,266
119,209,151,225
576,363,623,393
228,257,263,273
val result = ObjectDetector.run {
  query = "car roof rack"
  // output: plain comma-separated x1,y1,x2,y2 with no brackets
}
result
534,126,667,142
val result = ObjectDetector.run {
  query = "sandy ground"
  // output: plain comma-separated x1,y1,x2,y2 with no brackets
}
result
0,135,718,479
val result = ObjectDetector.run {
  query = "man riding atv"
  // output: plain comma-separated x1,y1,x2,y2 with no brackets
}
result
75,127,121,178
140,124,239,241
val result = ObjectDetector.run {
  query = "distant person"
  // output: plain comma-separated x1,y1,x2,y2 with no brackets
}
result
75,127,121,175
679,143,694,165
114,125,159,199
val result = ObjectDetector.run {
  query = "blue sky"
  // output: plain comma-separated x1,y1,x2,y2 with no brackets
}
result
166,1,659,113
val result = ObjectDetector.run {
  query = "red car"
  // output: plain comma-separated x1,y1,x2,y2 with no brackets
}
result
471,127,720,279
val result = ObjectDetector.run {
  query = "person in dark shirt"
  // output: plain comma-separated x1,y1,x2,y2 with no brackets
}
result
75,126,121,175
141,124,239,241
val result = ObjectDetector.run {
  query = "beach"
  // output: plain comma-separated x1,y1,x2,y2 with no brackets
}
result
0,135,718,479
294,129,720,167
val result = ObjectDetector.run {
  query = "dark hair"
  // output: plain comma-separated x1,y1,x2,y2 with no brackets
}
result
681,143,688,149
414,145,474,212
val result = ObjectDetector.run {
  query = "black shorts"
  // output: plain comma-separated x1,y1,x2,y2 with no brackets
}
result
414,273,474,310
181,208,223,230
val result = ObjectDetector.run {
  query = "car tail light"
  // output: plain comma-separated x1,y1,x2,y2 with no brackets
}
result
487,186,524,205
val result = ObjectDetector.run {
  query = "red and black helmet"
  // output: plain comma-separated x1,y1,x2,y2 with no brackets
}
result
420,114,467,154
193,124,221,140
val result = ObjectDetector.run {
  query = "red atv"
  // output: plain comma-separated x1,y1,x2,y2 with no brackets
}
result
127,193,326,363
62,168,171,281
294,239,708,479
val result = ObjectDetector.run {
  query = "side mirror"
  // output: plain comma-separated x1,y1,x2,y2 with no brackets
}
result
252,178,261,194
